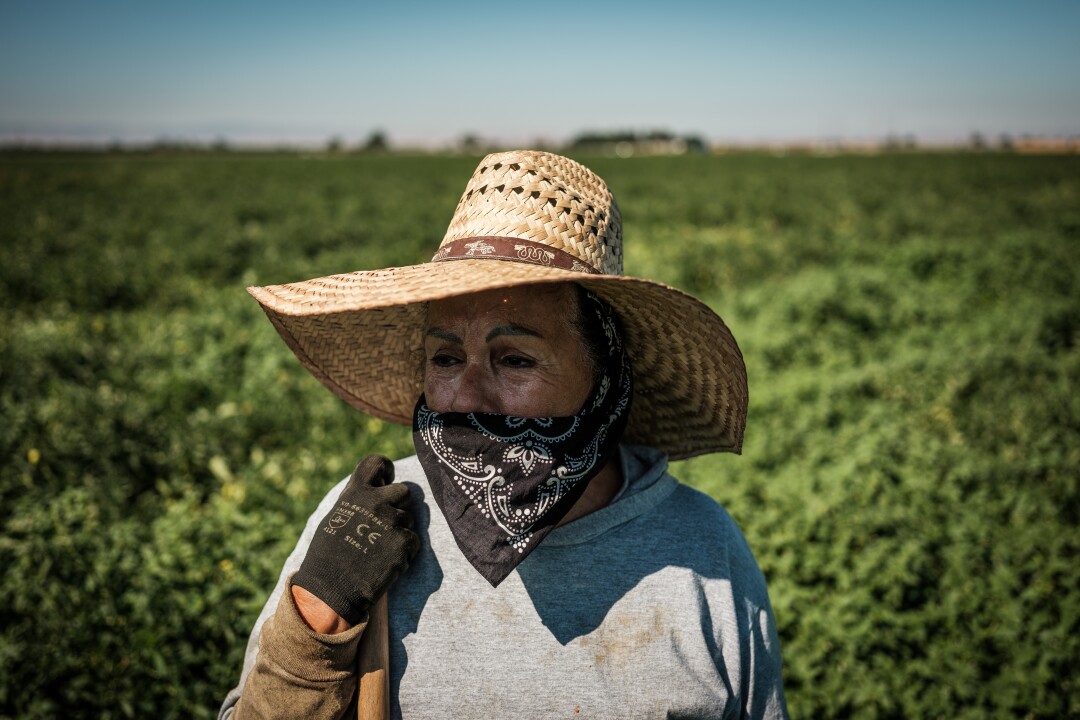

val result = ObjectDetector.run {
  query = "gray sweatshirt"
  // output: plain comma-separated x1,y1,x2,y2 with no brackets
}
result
220,445,788,719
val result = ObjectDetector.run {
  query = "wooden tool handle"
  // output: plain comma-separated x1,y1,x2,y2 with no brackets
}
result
357,593,390,720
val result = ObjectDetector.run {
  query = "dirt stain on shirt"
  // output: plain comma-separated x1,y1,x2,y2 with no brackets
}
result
578,605,668,667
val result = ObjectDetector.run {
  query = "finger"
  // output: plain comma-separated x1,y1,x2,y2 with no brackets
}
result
377,481,412,508
351,455,394,488
388,506,415,529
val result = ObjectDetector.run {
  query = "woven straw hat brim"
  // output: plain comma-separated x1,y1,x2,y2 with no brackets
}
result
249,259,747,460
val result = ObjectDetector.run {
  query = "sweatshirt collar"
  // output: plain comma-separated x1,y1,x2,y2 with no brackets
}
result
540,445,676,547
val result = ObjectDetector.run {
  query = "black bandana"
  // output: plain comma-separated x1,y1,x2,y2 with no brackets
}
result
412,290,633,587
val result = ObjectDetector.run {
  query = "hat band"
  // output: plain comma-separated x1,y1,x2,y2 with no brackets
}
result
432,237,600,274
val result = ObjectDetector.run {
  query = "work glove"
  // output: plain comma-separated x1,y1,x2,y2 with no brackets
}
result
292,455,420,626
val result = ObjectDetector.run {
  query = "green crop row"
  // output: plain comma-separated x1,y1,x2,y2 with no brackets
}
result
1,152,1078,718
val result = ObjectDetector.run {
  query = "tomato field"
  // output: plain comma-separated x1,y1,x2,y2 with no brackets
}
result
2,150,1078,718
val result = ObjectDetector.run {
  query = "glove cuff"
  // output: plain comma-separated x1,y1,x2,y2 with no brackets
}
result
292,560,372,627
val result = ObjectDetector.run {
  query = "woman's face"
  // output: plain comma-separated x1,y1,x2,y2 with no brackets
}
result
423,284,594,418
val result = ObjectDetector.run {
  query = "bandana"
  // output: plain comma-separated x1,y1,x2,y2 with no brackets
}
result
412,290,633,587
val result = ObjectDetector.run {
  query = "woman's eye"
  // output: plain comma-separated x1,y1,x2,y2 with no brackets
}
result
429,353,460,368
501,355,535,368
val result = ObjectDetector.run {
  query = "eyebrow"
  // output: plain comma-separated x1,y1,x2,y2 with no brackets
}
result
425,328,462,343
485,325,542,342
424,325,543,344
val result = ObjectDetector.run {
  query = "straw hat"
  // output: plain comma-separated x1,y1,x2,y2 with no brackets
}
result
249,150,747,460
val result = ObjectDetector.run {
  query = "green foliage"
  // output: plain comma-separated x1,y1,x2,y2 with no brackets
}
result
2,152,1078,718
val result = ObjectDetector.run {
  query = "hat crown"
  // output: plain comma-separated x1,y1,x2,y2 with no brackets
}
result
439,151,623,275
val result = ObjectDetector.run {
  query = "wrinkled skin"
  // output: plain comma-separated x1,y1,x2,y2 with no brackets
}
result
423,284,594,418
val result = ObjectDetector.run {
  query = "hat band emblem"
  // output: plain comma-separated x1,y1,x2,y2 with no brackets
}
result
432,237,600,274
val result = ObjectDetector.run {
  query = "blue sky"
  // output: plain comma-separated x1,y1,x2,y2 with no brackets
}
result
2,0,1078,146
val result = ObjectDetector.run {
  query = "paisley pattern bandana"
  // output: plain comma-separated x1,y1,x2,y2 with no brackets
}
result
412,290,633,587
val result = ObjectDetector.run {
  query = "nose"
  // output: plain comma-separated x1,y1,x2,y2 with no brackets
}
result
448,361,499,414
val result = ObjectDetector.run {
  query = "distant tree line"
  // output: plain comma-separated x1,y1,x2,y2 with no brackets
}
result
568,130,708,155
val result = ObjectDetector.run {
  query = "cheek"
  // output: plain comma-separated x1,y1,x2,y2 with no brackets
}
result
422,369,453,410
562,371,595,415
423,369,590,417
504,371,592,417
495,380,550,416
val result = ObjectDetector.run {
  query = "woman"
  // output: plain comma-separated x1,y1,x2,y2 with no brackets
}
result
220,151,788,719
